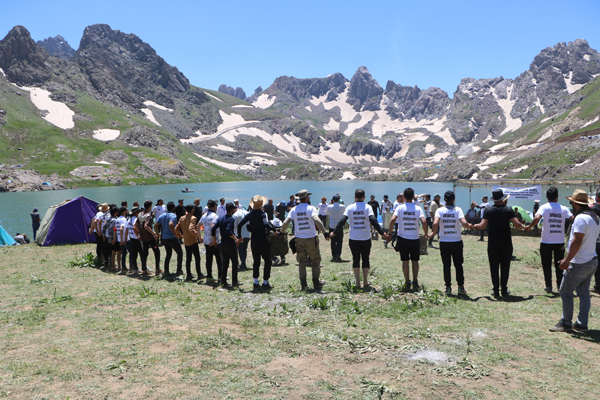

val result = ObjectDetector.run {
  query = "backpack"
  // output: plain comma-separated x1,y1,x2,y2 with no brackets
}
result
136,212,155,242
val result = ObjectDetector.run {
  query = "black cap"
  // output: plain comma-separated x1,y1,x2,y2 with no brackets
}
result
130,207,140,214
207,199,217,208
546,186,559,199
383,194,389,198
444,190,455,201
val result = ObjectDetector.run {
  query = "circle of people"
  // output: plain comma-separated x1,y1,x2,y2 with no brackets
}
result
89,186,600,332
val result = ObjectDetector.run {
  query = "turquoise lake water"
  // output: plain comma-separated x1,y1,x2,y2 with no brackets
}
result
0,180,595,238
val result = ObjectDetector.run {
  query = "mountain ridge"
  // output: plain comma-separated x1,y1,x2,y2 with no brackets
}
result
1,23,600,191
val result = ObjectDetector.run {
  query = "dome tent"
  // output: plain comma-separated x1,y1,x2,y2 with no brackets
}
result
0,225,16,246
35,196,99,246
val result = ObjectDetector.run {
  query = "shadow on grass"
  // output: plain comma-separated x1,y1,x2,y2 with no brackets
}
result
571,330,600,343
480,294,535,303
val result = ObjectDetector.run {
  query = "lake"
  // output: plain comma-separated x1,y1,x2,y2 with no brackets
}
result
0,180,595,238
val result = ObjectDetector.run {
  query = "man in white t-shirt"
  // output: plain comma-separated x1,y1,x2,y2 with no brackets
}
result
280,189,329,291
428,194,441,247
90,204,108,263
317,197,328,227
526,187,574,293
326,195,346,262
152,199,166,220
550,189,600,333
429,191,473,295
217,198,227,219
200,199,221,281
116,206,129,272
126,207,141,271
233,207,251,270
330,189,386,289
388,187,428,292
477,196,490,241
392,194,405,213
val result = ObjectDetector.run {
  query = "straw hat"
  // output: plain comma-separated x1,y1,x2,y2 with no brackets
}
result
566,189,593,206
250,195,268,209
100,203,109,211
295,189,312,200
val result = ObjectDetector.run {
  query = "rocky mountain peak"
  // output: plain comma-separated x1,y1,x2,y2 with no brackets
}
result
37,35,76,61
0,25,52,85
72,24,191,109
384,81,450,121
218,84,247,100
347,66,383,111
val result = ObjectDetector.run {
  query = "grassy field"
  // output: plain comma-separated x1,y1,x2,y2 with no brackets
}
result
1,233,599,399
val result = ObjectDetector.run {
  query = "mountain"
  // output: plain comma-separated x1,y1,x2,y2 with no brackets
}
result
1,23,600,191
37,35,75,61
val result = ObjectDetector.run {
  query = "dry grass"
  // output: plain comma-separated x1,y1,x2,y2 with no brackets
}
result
1,233,599,399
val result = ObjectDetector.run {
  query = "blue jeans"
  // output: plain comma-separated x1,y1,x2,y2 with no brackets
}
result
560,256,598,327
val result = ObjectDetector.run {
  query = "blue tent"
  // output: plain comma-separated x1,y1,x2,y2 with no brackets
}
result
0,225,16,246
35,196,98,246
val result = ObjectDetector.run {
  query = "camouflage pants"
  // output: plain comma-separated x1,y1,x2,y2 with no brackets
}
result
296,236,321,280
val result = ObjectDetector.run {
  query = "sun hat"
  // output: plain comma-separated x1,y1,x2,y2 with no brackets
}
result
250,195,268,209
130,207,140,214
566,189,593,206
492,189,509,202
271,218,282,228
296,190,312,200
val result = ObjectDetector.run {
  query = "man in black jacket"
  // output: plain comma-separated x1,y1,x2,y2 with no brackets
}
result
212,202,242,287
474,189,526,297
238,195,277,289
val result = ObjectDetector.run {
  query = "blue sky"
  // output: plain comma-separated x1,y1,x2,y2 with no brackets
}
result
3,0,600,97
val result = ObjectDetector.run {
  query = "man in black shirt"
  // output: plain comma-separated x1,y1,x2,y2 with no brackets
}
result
175,199,186,221
238,195,278,289
367,195,379,220
263,199,275,221
275,201,287,222
474,189,526,297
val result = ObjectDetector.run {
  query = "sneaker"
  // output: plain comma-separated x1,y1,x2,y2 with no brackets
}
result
458,286,467,295
573,322,588,332
155,269,163,275
412,281,420,292
185,275,194,282
262,283,273,290
549,321,573,332
544,286,553,293
428,244,435,248
445,286,452,295
384,242,388,248
501,290,511,297
402,281,412,292
490,289,500,297
197,273,206,280
232,281,243,287
175,270,184,276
